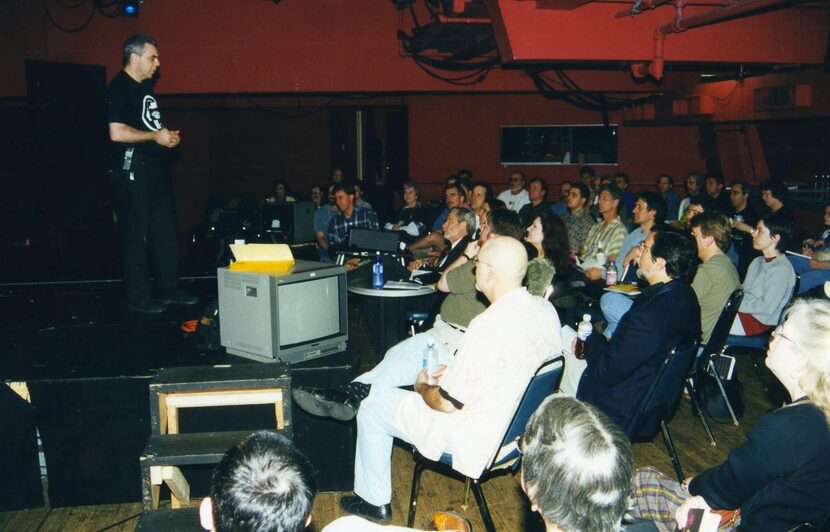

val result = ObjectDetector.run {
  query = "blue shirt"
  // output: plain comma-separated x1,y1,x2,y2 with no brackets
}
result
314,205,337,234
551,201,569,217
326,206,379,247
432,208,449,231
615,226,649,274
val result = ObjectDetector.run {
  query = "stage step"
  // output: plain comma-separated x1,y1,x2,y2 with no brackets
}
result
140,429,282,510
136,506,201,531
149,364,292,436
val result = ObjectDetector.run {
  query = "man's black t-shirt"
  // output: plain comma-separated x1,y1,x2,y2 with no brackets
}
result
106,70,164,168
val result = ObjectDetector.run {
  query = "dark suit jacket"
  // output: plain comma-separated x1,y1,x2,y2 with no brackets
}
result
412,235,471,285
576,280,701,434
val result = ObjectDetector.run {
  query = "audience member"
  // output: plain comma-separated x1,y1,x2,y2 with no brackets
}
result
728,179,759,279
581,185,629,281
353,182,374,212
407,183,466,256
760,179,795,225
408,207,474,284
614,172,636,216
564,182,594,255
295,237,561,523
522,397,641,532
267,180,296,204
468,181,495,234
550,180,571,217
704,173,732,216
790,204,830,293
630,299,830,530
730,213,795,336
689,211,741,344
578,165,595,192
562,230,701,434
656,174,680,221
599,191,665,336
524,211,572,297
199,430,316,532
676,172,703,223
386,181,426,243
497,171,530,213
519,177,551,227
309,183,324,208
314,183,339,261
331,168,345,183
326,182,379,250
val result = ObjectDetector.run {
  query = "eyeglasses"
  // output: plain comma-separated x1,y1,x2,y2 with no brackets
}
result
770,325,794,344
637,242,652,253
472,256,493,271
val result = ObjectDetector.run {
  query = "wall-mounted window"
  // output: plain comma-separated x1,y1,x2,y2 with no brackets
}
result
500,125,618,165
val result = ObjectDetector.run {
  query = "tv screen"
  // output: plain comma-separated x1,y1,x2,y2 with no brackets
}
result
277,276,342,347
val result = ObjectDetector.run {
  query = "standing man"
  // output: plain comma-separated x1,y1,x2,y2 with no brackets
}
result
519,177,551,226
496,171,530,213
107,34,197,313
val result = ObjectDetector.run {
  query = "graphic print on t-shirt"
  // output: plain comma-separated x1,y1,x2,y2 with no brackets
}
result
142,95,162,131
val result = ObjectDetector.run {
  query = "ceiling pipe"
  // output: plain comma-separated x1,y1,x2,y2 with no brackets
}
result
631,0,810,80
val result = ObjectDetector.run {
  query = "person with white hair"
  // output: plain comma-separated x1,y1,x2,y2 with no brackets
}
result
630,298,830,530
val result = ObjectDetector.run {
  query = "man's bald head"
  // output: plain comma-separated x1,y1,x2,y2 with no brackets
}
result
476,236,528,300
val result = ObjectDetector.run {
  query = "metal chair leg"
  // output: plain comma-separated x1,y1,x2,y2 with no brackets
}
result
470,479,496,532
686,380,716,447
407,457,426,528
660,420,684,483
708,360,739,425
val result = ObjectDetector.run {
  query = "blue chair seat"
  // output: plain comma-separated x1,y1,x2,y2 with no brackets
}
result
725,333,768,349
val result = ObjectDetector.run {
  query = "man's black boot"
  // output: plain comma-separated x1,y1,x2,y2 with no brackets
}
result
339,494,391,523
291,382,369,421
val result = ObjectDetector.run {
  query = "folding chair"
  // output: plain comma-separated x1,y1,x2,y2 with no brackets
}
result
406,357,564,532
688,289,744,432
627,340,700,483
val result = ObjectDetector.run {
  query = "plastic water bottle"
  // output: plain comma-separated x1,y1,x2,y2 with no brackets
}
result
595,242,606,269
372,251,384,289
575,314,592,360
605,260,618,286
422,340,438,385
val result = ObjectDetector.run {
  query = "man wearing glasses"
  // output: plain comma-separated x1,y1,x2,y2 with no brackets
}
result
560,230,700,434
496,171,530,213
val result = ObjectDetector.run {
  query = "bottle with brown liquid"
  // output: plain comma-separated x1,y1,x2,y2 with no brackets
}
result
575,314,592,360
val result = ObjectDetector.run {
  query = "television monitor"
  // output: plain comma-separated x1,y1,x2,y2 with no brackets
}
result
218,261,348,364
259,201,316,243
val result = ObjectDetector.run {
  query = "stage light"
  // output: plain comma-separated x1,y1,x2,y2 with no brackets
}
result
122,0,140,17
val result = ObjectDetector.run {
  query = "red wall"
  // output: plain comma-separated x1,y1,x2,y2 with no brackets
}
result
408,93,705,200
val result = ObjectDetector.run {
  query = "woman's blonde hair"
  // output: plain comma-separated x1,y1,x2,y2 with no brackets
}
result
782,299,830,423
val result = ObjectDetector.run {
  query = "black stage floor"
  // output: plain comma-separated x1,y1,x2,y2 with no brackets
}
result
1,276,360,510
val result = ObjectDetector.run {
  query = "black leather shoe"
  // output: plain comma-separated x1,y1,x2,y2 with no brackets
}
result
339,495,391,523
128,298,167,314
157,290,199,306
292,386,360,421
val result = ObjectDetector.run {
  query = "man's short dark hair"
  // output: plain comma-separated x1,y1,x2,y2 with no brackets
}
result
522,397,632,532
599,184,622,213
685,172,703,186
689,194,717,213
636,191,666,224
579,166,595,178
731,179,751,196
211,431,316,532
487,208,524,240
658,174,674,186
706,173,724,185
123,34,158,66
613,172,630,185
651,229,698,282
690,210,732,252
512,170,527,182
445,183,466,202
761,180,788,203
529,177,548,195
457,168,473,180
762,211,793,251
571,182,590,201
333,182,355,196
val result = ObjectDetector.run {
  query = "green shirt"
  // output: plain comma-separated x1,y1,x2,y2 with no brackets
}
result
441,261,487,327
526,256,556,297
692,253,740,344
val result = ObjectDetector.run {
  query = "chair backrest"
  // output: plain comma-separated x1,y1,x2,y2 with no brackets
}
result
491,356,564,468
628,340,699,440
700,288,743,363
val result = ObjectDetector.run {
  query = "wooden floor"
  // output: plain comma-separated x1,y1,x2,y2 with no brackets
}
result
0,304,780,531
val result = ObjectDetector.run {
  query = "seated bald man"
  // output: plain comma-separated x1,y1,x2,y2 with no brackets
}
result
303,237,562,522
